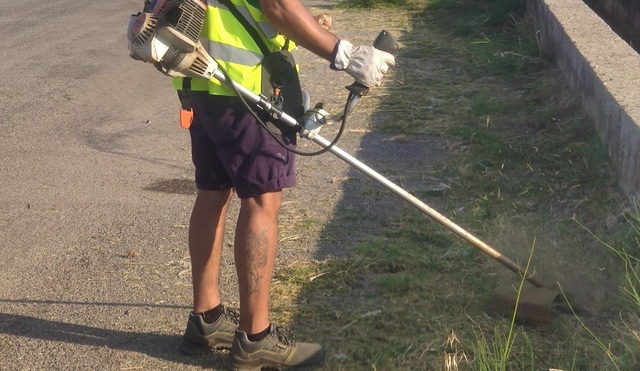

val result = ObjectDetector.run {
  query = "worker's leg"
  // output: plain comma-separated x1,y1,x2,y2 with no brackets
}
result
229,190,325,369
234,191,282,334
189,188,234,313
179,188,239,355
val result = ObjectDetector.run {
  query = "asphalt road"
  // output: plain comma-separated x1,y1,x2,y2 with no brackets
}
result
0,1,232,369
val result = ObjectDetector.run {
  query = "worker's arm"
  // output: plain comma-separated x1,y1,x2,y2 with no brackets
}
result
259,0,338,60
259,0,395,87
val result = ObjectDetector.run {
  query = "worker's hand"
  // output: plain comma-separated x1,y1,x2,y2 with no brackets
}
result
313,14,332,29
332,40,395,88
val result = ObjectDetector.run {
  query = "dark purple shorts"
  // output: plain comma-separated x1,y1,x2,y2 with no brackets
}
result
189,92,297,199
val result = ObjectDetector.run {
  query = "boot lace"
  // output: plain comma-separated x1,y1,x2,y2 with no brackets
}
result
272,325,296,346
223,306,240,324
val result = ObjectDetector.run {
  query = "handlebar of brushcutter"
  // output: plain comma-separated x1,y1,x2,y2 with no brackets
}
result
327,30,400,125
298,31,400,149
346,30,400,95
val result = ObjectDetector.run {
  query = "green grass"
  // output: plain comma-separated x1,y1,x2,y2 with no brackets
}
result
269,0,639,369
578,204,640,365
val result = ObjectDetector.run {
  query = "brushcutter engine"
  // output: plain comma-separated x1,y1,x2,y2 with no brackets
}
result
127,0,218,79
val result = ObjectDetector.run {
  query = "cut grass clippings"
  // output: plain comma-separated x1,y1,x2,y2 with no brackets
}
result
270,0,639,370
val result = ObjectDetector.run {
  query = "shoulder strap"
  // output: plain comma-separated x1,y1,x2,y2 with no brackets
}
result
218,0,271,56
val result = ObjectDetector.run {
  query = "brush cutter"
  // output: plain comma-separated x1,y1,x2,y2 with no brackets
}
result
127,0,560,323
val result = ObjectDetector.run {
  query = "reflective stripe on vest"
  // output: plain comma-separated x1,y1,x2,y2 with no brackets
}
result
172,0,294,96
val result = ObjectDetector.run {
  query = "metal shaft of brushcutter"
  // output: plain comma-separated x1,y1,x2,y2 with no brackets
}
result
210,66,546,288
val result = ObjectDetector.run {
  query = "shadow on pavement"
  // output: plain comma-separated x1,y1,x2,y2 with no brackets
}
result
0,310,227,369
0,298,191,309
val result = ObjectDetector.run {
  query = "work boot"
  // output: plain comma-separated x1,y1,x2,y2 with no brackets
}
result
179,307,239,354
228,325,325,370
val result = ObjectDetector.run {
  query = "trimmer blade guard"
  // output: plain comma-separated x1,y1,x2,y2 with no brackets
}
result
490,285,560,324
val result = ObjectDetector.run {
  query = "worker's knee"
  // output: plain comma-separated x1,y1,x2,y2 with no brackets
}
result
195,188,234,210
241,191,283,216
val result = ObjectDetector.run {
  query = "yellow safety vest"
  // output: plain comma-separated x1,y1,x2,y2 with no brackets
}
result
172,0,295,96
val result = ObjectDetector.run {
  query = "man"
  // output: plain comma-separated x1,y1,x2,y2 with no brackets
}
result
175,0,395,369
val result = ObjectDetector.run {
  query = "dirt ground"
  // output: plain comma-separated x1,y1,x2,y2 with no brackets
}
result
0,0,626,370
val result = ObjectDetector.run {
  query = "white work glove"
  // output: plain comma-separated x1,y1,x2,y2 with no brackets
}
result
332,40,395,88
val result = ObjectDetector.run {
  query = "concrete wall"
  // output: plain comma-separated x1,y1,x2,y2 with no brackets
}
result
526,0,640,196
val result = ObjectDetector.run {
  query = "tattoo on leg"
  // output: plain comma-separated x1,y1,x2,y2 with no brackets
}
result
246,228,269,296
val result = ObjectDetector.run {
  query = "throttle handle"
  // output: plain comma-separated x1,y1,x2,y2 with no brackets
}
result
346,30,399,95
373,30,399,55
